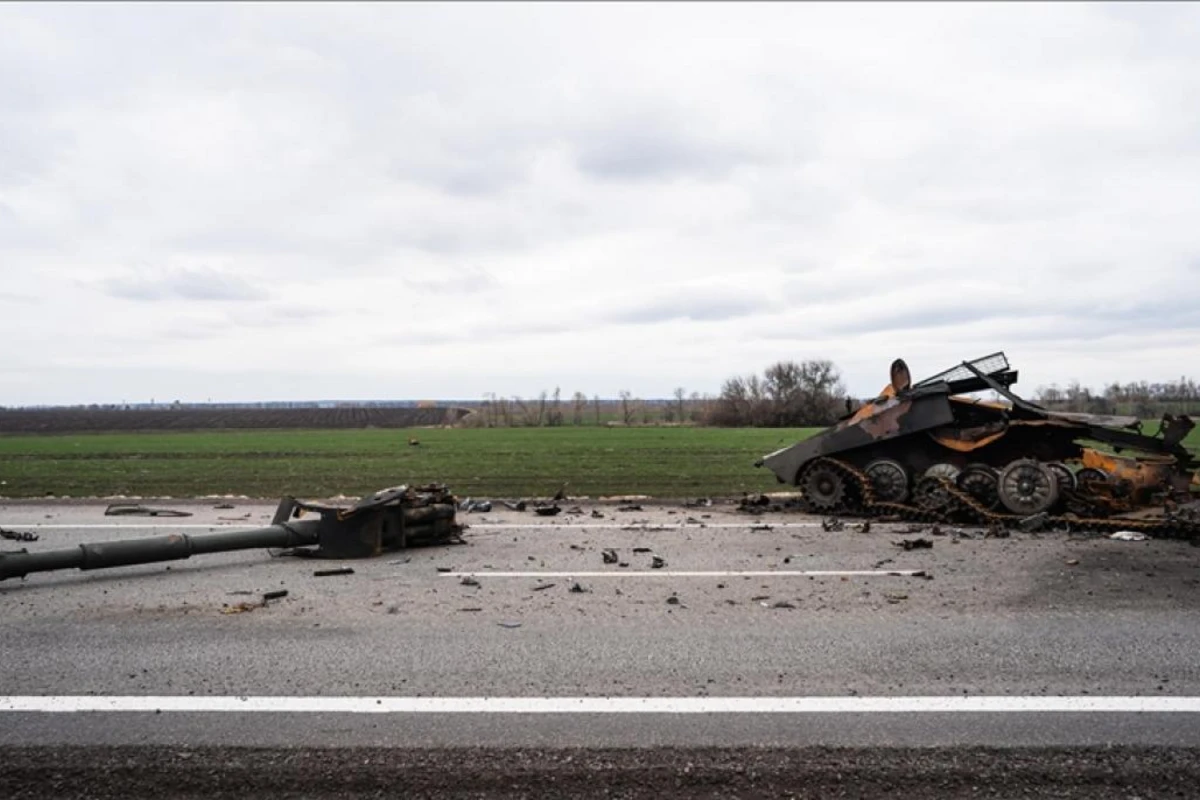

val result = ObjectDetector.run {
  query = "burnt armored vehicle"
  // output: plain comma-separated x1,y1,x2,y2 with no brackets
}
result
757,353,1199,533
0,484,461,582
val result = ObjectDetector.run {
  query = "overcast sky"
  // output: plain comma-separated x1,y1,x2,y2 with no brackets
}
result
2,2,1198,406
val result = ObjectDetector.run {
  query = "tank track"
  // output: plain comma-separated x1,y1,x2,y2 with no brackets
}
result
799,457,1200,542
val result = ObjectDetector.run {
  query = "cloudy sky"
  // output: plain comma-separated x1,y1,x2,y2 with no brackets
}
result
2,2,1199,406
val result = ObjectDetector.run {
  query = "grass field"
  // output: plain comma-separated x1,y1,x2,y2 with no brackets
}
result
2,424,1196,501
0,427,823,499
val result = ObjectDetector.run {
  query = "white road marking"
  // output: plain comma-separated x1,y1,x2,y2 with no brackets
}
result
2,696,1199,714
0,522,822,531
0,524,264,530
444,570,925,578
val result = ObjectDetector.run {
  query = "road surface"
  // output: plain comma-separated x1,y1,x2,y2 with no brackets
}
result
3,497,1199,797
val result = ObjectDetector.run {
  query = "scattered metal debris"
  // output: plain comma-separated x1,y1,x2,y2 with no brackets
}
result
1111,530,1148,542
501,500,528,512
213,503,235,510
497,621,522,629
895,538,933,551
460,576,480,587
618,504,644,512
262,590,288,602
104,504,193,518
822,517,844,532
1,528,38,542
651,555,667,569
532,582,556,591
221,602,259,615
770,600,797,609
602,549,619,564
459,499,492,513
632,547,652,554
591,510,605,518
568,581,589,593
1018,512,1049,532
534,504,561,517
313,567,355,577
666,595,681,605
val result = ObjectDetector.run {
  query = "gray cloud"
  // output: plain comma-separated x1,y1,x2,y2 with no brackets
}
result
3,4,1200,404
575,123,760,182
611,288,763,325
402,267,497,295
100,267,269,302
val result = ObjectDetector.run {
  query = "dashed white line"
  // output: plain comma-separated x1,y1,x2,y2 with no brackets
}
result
444,570,926,578
2,696,1198,714
0,522,822,531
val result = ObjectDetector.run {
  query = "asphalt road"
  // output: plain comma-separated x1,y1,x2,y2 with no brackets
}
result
3,497,1200,796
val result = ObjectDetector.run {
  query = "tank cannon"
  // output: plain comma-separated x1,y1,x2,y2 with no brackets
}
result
757,353,1200,536
0,483,461,582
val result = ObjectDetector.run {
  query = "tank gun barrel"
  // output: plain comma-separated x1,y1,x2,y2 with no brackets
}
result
1,483,462,582
0,520,322,581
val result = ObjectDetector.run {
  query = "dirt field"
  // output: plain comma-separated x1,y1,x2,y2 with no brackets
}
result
0,406,469,433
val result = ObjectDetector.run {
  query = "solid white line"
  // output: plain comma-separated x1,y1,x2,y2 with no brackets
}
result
2,522,822,531
2,696,1199,714
1,524,261,530
444,570,926,578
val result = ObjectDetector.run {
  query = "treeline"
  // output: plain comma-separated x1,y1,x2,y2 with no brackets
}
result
464,389,719,428
463,359,851,429
707,359,848,427
1034,377,1200,418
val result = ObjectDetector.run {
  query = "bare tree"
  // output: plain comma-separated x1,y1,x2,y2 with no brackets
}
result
619,390,634,425
593,394,602,425
673,387,686,423
708,359,846,426
572,391,587,426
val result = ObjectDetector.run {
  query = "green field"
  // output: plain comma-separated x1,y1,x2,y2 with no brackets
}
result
0,427,823,499
2,423,1196,501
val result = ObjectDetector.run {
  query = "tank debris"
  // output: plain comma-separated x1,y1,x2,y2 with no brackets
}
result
758,352,1199,540
104,504,193,518
1,528,38,542
0,483,462,582
313,567,356,577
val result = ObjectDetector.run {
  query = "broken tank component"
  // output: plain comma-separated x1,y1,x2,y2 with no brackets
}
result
0,484,461,582
756,353,1199,534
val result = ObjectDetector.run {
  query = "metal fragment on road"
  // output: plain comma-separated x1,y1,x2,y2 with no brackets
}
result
895,538,933,551
0,528,38,542
313,567,355,577
104,504,193,518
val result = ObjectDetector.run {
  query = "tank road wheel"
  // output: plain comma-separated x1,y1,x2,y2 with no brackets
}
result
1045,462,1076,493
924,463,962,484
914,476,954,513
997,459,1060,515
1075,468,1108,488
801,463,849,511
957,464,1000,510
864,459,910,503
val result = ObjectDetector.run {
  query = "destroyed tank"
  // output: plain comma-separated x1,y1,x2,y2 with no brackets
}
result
757,353,1199,533
0,484,460,582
